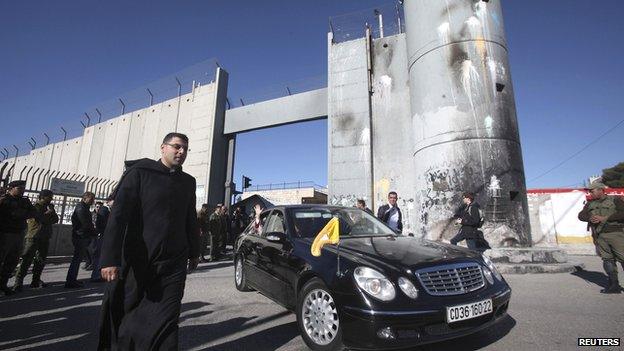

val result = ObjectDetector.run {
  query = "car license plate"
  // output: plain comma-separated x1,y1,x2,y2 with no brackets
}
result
446,298,493,323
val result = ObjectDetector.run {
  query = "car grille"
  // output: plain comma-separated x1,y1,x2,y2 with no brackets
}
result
415,262,485,296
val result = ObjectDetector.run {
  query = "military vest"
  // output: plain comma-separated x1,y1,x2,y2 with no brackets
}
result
587,196,618,233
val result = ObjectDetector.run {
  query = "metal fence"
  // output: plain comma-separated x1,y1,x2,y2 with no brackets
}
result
329,1,404,43
24,190,107,225
0,164,118,199
245,181,327,193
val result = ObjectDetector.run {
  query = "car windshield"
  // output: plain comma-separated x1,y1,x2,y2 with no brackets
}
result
289,207,396,238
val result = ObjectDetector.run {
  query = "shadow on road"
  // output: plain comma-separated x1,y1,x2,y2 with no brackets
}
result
0,280,105,351
178,310,293,350
570,267,608,288
205,321,299,351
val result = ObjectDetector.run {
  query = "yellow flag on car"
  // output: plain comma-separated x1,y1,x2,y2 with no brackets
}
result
311,217,340,257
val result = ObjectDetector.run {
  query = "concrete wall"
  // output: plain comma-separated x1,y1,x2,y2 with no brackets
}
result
1,70,227,208
224,88,327,134
242,187,326,205
528,191,593,246
370,33,416,234
327,33,374,209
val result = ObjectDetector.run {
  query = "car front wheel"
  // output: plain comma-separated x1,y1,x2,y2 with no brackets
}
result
234,255,251,291
296,278,344,351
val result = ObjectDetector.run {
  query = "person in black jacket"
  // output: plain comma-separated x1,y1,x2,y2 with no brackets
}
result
450,192,482,250
98,133,200,350
377,191,403,233
0,180,36,295
65,191,96,288
90,197,112,282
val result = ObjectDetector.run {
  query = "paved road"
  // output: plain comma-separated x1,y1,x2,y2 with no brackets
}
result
0,254,622,351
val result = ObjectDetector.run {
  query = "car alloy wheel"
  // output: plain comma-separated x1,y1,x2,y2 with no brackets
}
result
235,258,243,285
301,288,340,346
234,255,251,291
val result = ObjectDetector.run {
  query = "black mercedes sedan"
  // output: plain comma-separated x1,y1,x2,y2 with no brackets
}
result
234,205,511,350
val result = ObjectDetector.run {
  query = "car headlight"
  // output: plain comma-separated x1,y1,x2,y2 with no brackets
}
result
398,277,418,299
482,254,502,281
482,267,494,285
354,267,396,301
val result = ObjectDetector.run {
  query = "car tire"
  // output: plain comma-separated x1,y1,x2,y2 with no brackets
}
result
296,278,344,351
234,255,251,292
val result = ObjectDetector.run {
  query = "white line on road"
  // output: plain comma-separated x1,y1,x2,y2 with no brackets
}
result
0,301,101,322
2,333,89,351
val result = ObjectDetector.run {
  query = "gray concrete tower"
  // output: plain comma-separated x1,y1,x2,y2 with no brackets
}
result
403,0,531,246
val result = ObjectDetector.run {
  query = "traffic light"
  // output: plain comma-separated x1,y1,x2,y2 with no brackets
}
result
243,176,252,189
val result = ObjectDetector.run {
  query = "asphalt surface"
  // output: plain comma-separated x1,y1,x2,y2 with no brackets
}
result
0,254,622,351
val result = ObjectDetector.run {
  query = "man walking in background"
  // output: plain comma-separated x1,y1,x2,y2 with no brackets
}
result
450,192,483,250
98,132,200,350
377,191,403,233
209,204,225,261
13,189,59,292
90,197,112,283
65,191,96,288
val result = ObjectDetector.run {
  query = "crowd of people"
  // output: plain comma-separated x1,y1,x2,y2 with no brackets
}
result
2,131,622,350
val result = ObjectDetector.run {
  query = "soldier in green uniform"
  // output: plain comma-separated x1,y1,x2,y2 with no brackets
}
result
12,189,59,292
208,204,225,261
578,182,624,294
0,180,36,296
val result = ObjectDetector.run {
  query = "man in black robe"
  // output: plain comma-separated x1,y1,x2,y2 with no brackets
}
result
98,132,200,350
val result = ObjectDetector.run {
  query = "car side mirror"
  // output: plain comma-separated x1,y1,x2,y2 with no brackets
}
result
266,232,287,243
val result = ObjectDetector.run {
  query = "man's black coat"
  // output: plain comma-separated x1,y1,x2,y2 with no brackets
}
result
376,204,403,233
98,158,200,350
72,201,95,238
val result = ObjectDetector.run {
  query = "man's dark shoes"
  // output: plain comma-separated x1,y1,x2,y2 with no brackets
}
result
64,280,84,289
30,280,48,289
600,284,623,294
1,285,15,296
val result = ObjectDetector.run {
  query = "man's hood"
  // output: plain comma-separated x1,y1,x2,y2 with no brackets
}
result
124,158,180,173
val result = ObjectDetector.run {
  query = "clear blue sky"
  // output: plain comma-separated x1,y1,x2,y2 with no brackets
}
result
1,0,622,189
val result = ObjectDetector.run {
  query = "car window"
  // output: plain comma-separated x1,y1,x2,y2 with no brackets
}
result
264,210,286,236
289,208,395,238
243,211,270,236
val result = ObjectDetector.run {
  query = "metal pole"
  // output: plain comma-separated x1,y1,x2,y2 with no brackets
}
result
375,9,384,38
119,98,126,115
30,137,37,149
146,88,154,106
396,3,402,34
60,127,67,141
43,133,50,145
96,108,102,123
24,167,33,187
174,76,182,132
60,195,67,224
84,112,91,127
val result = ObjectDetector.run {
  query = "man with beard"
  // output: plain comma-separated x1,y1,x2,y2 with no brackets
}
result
98,132,200,350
